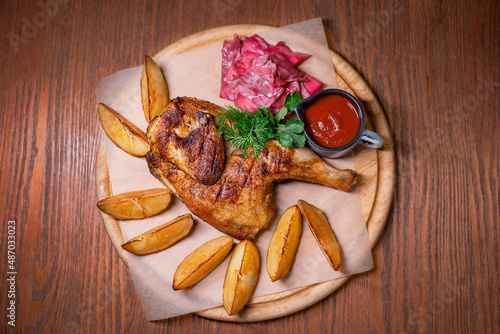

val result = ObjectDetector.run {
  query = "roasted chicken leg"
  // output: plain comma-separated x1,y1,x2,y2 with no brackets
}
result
147,97,357,240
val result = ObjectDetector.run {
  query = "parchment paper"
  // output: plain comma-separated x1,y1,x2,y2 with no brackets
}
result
96,18,373,321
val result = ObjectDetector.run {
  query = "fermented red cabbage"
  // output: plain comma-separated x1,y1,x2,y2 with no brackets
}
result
220,34,323,113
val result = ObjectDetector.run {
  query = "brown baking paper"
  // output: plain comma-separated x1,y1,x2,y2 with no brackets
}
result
96,18,373,320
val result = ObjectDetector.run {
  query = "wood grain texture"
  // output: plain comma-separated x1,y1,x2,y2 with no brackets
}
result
1,0,499,333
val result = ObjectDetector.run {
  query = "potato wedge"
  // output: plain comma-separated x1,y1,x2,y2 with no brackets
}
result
173,236,233,290
98,103,150,156
141,55,169,123
97,188,171,220
298,200,342,271
140,64,149,121
122,213,193,255
223,240,260,315
266,205,302,282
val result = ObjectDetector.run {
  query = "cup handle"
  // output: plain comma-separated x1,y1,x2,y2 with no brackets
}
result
360,129,384,149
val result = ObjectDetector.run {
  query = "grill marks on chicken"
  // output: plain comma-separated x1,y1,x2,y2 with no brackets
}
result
146,97,357,240
147,97,225,185
147,150,276,240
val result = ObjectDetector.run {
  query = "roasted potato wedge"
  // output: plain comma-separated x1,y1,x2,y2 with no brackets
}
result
223,240,260,316
97,188,171,220
122,213,193,255
141,55,169,123
298,200,342,271
266,205,302,282
98,103,150,156
173,236,233,290
140,65,149,121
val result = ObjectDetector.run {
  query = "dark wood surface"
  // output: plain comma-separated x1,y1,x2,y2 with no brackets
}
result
1,0,499,332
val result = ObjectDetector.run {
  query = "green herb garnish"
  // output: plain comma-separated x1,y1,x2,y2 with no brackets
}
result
216,92,305,160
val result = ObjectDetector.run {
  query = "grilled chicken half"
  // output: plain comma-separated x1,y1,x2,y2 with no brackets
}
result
147,97,357,240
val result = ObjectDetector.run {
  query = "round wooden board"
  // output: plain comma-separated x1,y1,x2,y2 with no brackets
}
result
95,24,395,322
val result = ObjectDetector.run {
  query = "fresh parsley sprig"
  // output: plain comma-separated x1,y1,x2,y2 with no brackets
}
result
216,92,305,161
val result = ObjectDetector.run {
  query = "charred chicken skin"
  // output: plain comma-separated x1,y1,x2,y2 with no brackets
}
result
147,97,357,240
147,97,225,185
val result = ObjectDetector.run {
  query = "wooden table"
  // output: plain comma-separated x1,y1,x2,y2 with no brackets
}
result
1,1,499,332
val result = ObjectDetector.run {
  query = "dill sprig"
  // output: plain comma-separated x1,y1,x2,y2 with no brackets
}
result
216,92,306,161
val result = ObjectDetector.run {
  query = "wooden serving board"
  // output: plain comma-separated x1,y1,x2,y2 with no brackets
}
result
95,24,395,322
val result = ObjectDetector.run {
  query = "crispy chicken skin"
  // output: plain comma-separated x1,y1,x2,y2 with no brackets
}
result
147,97,357,240
147,97,225,185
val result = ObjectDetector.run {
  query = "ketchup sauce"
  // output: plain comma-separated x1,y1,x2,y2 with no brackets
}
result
304,95,361,148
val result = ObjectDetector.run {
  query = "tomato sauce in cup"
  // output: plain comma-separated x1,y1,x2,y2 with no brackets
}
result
294,89,383,158
304,95,360,148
